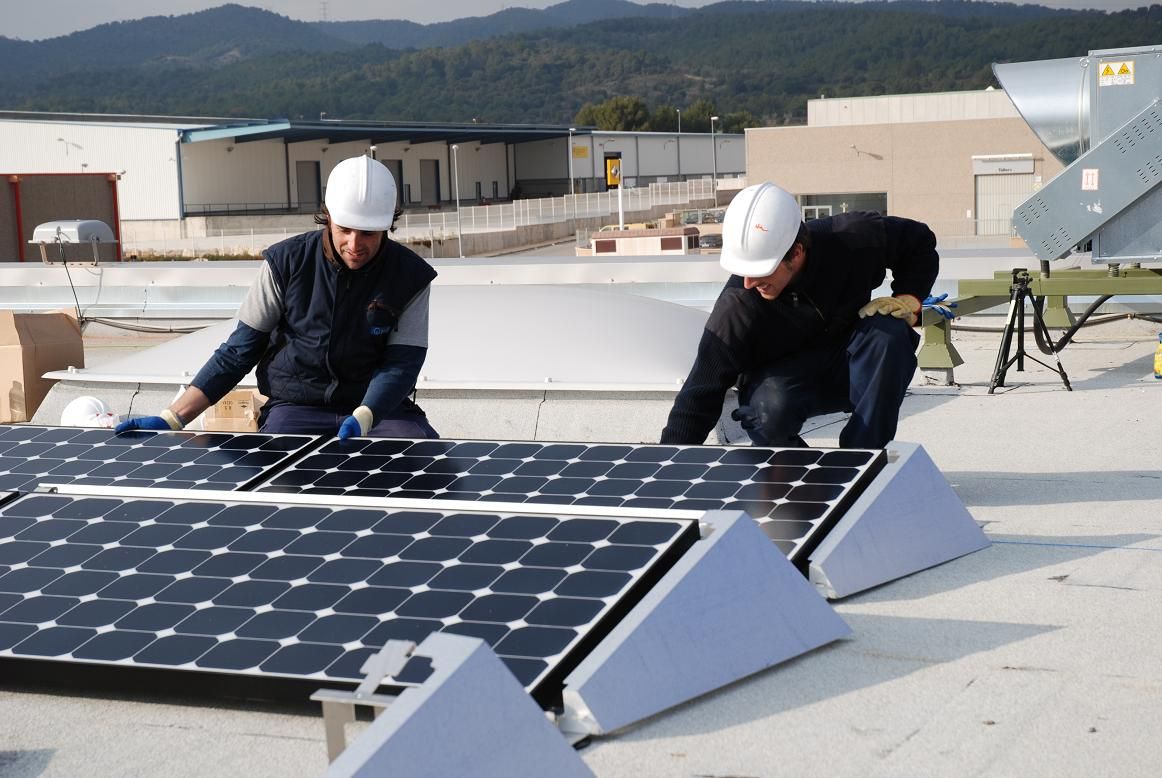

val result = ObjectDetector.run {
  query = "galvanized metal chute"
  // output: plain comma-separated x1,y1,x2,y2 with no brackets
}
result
918,46,1162,386
995,46,1162,264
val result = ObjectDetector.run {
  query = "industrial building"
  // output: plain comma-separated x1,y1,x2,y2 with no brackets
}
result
0,87,1081,257
0,112,745,256
746,88,1066,242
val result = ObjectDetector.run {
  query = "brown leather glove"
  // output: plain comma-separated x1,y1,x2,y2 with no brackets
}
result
858,294,922,326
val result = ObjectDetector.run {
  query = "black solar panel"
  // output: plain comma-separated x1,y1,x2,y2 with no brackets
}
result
0,491,697,706
0,425,319,493
254,438,886,566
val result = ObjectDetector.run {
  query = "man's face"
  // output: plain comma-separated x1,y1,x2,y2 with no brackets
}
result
330,222,384,270
742,244,804,300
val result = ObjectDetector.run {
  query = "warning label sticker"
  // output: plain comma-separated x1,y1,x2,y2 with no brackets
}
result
1099,60,1135,87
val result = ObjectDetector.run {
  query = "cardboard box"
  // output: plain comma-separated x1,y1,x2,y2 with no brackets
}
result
200,388,266,433
0,310,84,423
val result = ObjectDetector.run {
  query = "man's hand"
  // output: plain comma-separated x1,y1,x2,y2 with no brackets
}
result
858,294,921,326
115,409,183,434
922,293,957,320
337,405,375,440
730,405,760,432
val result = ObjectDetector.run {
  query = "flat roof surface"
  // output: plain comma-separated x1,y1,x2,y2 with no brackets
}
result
4,310,1161,776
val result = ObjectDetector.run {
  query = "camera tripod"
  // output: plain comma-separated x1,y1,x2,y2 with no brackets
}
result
988,269,1072,394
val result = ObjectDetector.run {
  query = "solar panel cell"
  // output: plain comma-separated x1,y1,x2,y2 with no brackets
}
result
0,488,698,706
0,425,319,493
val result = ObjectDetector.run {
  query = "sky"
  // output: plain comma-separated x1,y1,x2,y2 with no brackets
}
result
4,0,1146,41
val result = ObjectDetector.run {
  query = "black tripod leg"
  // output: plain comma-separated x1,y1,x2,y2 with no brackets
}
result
1015,288,1026,372
988,290,1021,393
1029,296,1073,391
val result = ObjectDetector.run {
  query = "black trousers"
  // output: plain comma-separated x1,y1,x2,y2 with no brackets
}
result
259,402,438,439
735,314,919,449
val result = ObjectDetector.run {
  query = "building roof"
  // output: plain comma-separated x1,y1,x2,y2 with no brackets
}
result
181,119,586,147
7,305,1162,777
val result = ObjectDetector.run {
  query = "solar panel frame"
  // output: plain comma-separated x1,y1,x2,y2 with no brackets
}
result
0,425,324,494
251,437,886,569
0,485,699,708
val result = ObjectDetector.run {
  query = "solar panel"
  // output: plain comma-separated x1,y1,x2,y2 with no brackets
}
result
0,425,319,494
254,438,885,566
0,489,697,707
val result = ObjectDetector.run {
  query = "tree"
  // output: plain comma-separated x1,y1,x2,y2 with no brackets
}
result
648,103,679,132
574,95,651,131
681,98,718,132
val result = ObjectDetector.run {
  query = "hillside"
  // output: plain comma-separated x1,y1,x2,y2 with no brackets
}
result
1,1,1157,127
316,0,692,48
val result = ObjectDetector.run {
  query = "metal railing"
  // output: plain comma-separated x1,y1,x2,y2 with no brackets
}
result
141,180,719,257
185,202,318,216
392,179,716,241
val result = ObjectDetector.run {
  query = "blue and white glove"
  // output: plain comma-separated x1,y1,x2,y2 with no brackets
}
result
115,409,185,433
922,293,957,320
337,405,374,440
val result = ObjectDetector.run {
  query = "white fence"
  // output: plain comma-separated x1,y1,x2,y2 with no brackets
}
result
123,179,720,257
393,179,717,242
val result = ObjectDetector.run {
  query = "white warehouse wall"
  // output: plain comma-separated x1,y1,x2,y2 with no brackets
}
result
448,141,509,202
180,138,288,210
0,120,186,220
520,132,745,187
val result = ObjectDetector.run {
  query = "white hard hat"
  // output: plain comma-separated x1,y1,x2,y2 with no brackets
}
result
60,396,116,427
719,182,803,278
324,156,398,231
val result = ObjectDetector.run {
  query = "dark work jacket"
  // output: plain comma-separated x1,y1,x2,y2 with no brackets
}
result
258,230,437,410
660,212,938,445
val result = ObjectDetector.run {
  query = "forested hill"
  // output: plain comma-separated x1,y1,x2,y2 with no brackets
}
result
0,1,1158,129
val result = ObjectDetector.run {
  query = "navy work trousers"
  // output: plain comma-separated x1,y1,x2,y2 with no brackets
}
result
259,402,438,439
735,314,919,449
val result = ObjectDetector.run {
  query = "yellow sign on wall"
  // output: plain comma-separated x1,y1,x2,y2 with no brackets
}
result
572,145,589,159
605,158,621,188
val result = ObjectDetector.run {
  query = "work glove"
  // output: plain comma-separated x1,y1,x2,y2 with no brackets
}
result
858,294,921,327
115,408,185,433
922,293,958,320
730,405,760,432
337,405,375,440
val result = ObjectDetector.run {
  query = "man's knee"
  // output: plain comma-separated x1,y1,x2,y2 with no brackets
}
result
852,315,920,365
369,413,439,439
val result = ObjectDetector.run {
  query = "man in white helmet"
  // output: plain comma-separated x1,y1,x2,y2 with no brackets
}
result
661,181,938,449
118,155,438,440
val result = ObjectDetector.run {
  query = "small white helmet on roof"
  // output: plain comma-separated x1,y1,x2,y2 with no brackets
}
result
719,182,803,278
324,155,398,231
60,396,117,428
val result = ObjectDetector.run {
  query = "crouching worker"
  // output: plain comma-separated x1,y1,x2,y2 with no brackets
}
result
660,181,938,449
117,155,438,440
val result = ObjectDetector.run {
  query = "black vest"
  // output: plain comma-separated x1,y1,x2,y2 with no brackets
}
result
257,230,437,410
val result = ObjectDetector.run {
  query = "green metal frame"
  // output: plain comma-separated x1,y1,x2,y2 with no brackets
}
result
918,266,1162,372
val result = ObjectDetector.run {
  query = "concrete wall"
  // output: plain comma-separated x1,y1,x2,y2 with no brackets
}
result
745,116,1064,239
808,89,1021,126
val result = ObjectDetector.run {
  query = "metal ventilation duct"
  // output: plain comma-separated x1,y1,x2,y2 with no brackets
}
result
997,45,1162,263
994,56,1091,166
